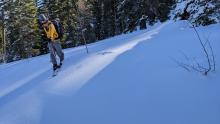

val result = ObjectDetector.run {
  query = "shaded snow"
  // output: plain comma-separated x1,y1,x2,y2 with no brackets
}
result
0,21,219,124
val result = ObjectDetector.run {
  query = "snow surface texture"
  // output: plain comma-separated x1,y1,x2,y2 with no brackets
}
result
0,21,219,124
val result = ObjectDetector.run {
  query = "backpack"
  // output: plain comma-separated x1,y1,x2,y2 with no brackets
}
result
51,20,63,39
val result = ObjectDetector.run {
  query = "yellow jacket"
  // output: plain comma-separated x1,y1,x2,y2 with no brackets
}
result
44,22,58,42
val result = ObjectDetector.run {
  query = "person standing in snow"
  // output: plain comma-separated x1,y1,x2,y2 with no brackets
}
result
39,14,64,72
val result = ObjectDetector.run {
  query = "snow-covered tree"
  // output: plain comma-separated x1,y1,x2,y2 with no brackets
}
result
3,0,39,62
174,0,220,26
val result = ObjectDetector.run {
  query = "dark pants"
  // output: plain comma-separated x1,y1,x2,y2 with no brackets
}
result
48,39,64,65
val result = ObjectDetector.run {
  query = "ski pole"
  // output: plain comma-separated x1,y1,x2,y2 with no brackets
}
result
74,4,89,54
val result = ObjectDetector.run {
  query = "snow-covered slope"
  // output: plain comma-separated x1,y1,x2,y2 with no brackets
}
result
0,21,219,124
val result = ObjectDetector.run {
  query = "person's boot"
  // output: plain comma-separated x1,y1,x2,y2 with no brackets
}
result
52,64,59,76
58,60,63,68
53,64,58,71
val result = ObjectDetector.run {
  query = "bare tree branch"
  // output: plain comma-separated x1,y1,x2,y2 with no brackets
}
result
187,20,211,75
205,37,216,71
171,57,191,72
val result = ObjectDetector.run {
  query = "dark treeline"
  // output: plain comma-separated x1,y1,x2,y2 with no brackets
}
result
0,0,219,63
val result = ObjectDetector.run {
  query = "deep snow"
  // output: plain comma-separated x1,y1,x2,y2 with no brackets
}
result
0,21,219,124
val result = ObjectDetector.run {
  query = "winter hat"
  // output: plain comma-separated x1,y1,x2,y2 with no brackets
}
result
39,14,48,24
